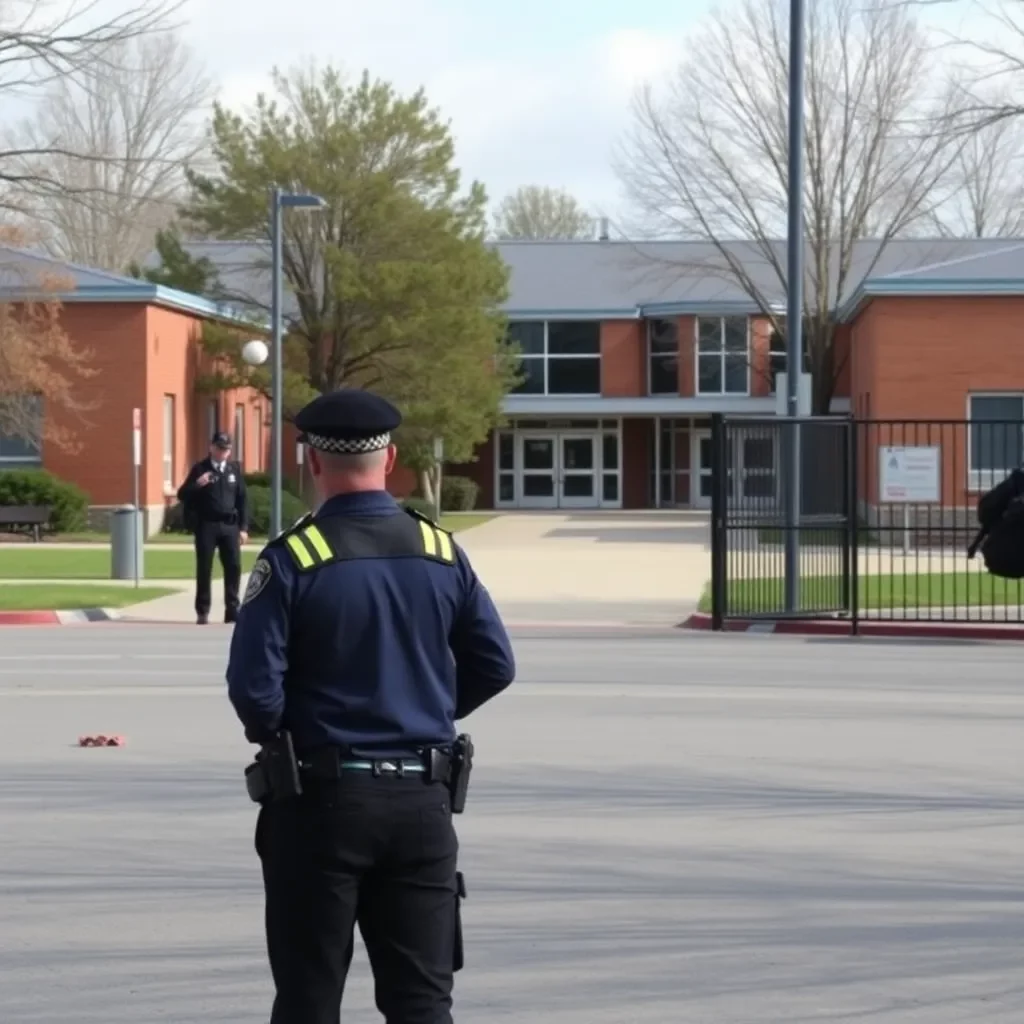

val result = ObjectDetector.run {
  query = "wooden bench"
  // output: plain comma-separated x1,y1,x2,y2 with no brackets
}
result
0,505,53,542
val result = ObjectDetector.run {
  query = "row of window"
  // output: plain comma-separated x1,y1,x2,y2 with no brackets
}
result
506,317,801,397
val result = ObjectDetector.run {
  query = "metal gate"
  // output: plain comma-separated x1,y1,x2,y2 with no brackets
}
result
708,414,858,630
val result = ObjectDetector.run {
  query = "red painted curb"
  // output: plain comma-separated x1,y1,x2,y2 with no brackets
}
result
681,612,1024,641
0,611,60,625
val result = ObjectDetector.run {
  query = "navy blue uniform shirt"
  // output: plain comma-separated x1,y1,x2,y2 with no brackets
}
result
225,490,515,755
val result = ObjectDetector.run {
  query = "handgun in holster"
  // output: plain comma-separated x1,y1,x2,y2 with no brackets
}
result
244,731,304,804
448,733,473,814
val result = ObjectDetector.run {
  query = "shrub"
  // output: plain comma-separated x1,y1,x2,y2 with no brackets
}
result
0,469,89,532
243,471,302,498
441,475,479,511
162,476,308,534
402,497,438,520
245,485,309,536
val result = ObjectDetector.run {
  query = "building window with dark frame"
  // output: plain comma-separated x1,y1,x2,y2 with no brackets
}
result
647,318,678,395
695,316,749,395
968,393,1024,488
0,395,43,466
507,320,601,396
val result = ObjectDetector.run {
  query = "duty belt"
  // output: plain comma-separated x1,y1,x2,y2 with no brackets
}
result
299,746,454,782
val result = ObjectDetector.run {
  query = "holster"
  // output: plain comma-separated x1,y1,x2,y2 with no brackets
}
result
244,731,303,804
448,733,473,814
453,871,466,972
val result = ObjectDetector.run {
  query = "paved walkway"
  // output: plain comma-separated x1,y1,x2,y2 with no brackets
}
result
111,512,712,627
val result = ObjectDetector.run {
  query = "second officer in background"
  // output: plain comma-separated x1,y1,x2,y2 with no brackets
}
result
225,388,516,1024
176,430,249,625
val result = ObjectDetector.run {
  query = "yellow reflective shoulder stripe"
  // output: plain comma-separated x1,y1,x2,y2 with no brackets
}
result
285,533,315,569
284,523,335,569
418,519,454,564
436,529,453,563
303,524,333,561
418,519,438,557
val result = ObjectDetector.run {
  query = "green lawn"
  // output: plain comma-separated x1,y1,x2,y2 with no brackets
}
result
49,514,493,545
0,548,260,580
698,571,1024,613
0,584,176,610
0,514,495,579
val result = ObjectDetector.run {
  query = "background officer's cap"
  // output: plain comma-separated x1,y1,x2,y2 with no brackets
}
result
295,388,402,455
211,431,232,448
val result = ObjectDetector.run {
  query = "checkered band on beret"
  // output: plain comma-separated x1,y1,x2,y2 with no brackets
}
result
304,431,391,454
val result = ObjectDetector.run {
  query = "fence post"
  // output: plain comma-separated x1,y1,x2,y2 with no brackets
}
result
710,413,727,630
849,416,860,636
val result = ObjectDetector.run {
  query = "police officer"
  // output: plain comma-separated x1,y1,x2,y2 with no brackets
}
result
225,388,515,1024
176,431,249,625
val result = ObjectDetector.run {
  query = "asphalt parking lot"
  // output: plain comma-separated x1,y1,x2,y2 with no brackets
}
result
1,624,1021,1023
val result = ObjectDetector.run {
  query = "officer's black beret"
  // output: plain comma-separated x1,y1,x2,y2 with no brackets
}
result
294,388,402,454
211,431,232,447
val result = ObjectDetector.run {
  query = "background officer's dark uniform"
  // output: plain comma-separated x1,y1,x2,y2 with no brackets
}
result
225,390,515,1024
177,432,248,624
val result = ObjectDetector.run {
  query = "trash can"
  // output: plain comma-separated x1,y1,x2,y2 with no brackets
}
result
110,504,144,580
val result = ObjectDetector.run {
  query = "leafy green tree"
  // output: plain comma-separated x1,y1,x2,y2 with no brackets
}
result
127,226,220,294
180,65,518,496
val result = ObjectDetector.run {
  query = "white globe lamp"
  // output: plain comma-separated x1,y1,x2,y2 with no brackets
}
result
241,339,269,366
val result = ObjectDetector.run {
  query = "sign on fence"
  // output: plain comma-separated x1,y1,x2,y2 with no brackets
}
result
879,446,940,503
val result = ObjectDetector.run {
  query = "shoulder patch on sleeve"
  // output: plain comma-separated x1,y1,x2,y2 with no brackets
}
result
243,558,273,604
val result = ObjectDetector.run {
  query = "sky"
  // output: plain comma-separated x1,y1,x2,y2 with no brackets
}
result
180,0,709,228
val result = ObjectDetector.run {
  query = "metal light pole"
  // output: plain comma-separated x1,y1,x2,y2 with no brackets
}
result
268,187,326,540
783,0,806,613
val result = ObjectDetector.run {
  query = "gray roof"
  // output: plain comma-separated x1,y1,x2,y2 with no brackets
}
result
0,243,257,324
164,236,1024,323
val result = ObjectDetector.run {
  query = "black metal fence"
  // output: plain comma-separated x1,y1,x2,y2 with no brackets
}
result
708,415,1024,629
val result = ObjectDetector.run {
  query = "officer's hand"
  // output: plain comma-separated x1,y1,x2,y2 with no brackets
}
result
197,472,213,486
239,531,249,544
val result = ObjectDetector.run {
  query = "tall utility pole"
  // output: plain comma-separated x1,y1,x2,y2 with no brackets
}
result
783,0,806,613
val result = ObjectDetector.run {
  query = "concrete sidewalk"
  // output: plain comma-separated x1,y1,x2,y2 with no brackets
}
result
111,512,711,626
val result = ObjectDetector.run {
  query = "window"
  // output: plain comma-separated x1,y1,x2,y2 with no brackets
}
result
969,394,1024,487
162,394,175,491
234,404,246,465
254,405,263,470
648,319,678,395
695,316,749,395
0,396,42,464
508,320,601,396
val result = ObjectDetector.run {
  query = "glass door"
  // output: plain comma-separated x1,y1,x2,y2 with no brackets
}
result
558,435,597,508
517,435,557,508
691,429,735,509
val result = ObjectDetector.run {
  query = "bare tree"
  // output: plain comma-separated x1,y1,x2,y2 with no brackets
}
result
6,30,212,270
615,0,966,412
926,110,1024,236
493,185,594,240
0,0,185,224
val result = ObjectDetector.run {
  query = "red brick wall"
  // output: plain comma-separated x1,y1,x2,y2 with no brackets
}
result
678,316,696,396
42,303,148,508
601,320,644,396
621,418,651,508
850,295,1024,505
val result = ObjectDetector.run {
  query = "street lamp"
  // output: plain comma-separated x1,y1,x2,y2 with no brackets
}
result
783,0,806,612
269,187,326,539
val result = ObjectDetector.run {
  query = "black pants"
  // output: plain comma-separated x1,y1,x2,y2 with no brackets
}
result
193,521,241,618
256,773,459,1024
